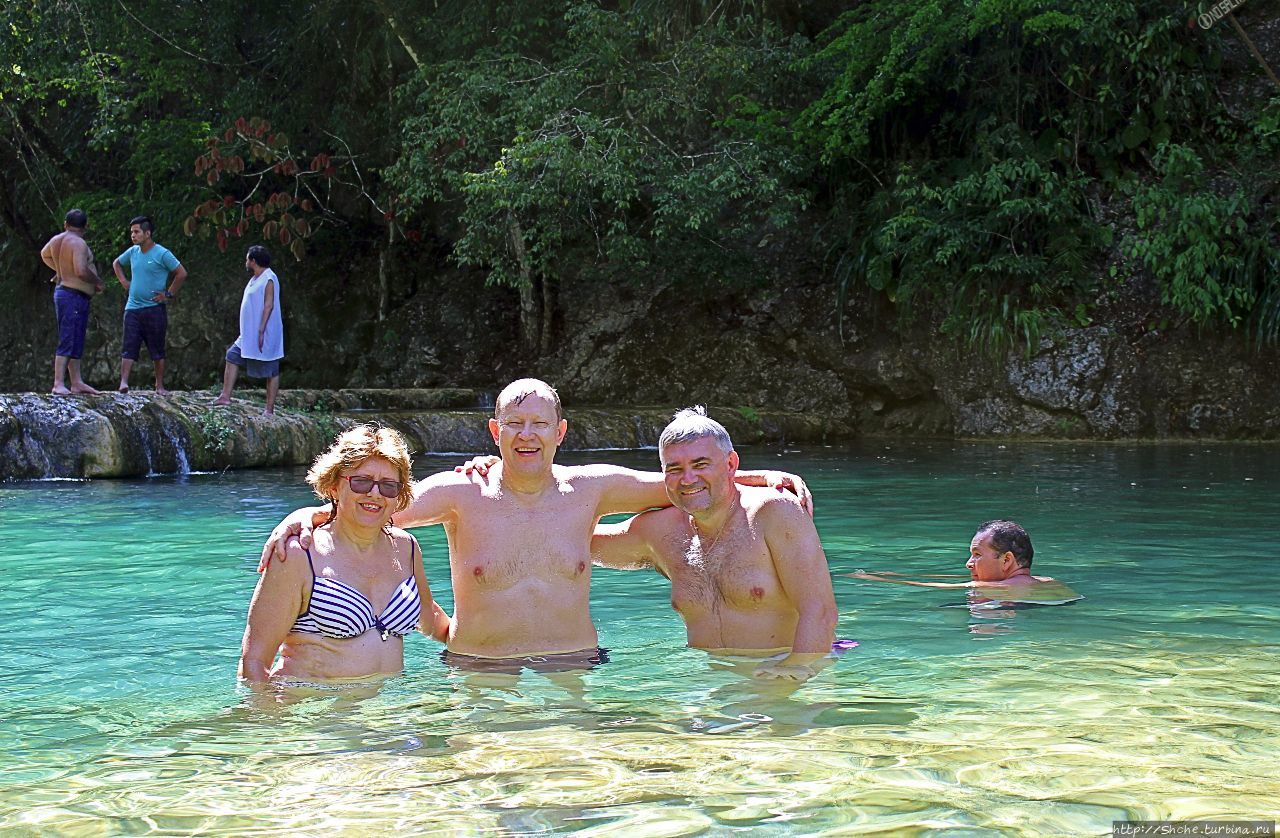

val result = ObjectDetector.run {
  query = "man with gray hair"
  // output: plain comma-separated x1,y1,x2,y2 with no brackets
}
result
592,406,839,681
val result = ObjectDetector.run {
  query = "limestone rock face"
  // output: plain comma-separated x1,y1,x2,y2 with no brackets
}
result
0,391,844,480
542,276,1280,441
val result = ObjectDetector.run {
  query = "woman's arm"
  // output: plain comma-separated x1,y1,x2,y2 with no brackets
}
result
407,534,451,642
239,540,307,683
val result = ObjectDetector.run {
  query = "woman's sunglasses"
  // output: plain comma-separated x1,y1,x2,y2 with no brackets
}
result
342,475,403,498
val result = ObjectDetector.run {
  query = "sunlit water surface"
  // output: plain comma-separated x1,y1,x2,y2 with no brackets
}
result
2,443,1277,835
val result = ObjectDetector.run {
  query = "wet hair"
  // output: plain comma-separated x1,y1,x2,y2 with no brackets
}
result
976,519,1033,568
129,216,154,235
658,406,733,457
495,378,562,421
306,424,413,520
246,245,271,268
65,209,87,230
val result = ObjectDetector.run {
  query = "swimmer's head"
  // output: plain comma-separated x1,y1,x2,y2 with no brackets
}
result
968,520,1033,581
976,520,1033,568
658,406,733,459
496,378,562,422
307,424,414,514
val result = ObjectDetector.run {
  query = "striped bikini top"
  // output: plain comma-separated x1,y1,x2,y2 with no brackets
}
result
291,541,421,641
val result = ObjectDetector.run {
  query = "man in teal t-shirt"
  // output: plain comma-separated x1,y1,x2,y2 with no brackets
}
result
112,216,188,393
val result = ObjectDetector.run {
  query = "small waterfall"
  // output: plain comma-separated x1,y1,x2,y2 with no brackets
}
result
156,412,191,475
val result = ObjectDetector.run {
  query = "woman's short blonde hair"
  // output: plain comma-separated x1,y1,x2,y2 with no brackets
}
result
306,424,413,514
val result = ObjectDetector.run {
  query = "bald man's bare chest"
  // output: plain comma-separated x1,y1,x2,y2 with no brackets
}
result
448,488,599,589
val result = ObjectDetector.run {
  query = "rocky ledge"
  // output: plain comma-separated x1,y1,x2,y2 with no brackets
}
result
0,389,853,480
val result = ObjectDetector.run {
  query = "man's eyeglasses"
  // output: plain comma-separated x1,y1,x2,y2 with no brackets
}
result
342,475,403,498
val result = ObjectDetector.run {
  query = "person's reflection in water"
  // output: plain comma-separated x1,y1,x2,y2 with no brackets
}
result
690,652,918,734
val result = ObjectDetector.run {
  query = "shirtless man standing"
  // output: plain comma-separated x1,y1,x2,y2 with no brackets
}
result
40,209,104,394
262,379,809,669
591,407,838,682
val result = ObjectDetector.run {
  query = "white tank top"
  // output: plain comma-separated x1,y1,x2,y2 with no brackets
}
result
236,268,284,360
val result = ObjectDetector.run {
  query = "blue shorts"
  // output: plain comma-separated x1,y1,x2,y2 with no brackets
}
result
225,343,280,379
121,305,167,360
54,286,91,359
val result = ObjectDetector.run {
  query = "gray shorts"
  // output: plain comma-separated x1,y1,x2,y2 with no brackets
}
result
225,343,280,379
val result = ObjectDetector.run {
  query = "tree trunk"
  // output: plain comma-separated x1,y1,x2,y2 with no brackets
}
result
370,0,423,69
539,271,557,356
378,225,391,322
508,215,539,353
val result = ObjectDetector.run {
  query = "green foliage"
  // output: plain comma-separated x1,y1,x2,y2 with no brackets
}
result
1122,143,1280,333
390,3,813,291
836,127,1103,352
3,0,1277,365
801,0,1213,166
197,409,234,454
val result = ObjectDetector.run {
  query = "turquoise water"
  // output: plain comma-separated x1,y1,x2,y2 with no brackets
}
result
2,442,1277,834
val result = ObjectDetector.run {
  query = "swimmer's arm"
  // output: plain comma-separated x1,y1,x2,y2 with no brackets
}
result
734,470,813,515
591,515,657,571
756,497,836,681
258,505,330,571
845,572,973,589
407,533,452,643
588,464,812,516
239,540,307,684
391,469,469,529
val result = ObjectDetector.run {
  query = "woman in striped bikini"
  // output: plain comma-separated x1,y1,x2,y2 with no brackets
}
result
239,425,450,684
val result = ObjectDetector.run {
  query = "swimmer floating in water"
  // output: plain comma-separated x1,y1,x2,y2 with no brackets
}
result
847,519,1082,607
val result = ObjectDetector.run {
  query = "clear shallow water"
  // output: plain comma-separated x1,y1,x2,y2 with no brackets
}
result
1,442,1278,834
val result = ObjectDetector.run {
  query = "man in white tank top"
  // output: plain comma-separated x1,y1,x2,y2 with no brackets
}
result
212,245,284,414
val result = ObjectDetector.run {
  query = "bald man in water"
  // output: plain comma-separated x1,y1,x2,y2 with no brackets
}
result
591,407,838,681
263,378,809,669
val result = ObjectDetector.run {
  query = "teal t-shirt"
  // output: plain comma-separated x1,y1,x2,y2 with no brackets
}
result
117,244,180,311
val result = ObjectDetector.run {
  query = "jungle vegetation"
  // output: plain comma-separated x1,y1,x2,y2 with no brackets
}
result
3,0,1277,355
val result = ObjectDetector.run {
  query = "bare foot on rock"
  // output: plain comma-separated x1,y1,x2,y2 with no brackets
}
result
211,396,231,406
155,386,170,396
51,385,72,396
70,383,100,395
118,384,129,394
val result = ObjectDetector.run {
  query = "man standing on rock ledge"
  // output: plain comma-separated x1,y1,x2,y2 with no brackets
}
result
260,378,812,673
41,208,104,395
113,216,187,394
212,245,283,415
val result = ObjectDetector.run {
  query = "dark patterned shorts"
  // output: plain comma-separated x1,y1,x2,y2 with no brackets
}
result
121,305,167,360
439,647,611,675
